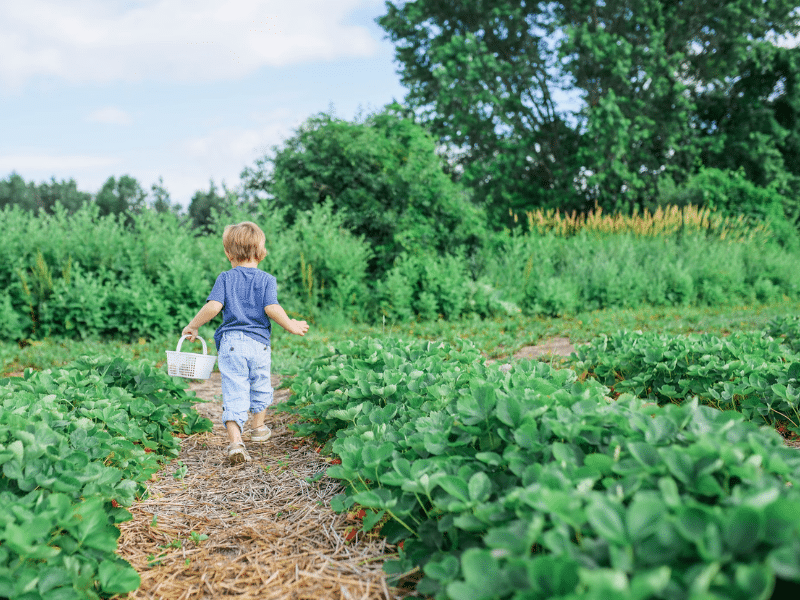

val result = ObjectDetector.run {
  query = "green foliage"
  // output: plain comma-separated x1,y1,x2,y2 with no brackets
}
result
480,227,799,316
661,168,799,248
767,316,800,354
1,191,799,342
575,330,800,433
0,355,211,599
188,180,236,233
0,204,221,341
377,251,517,322
241,106,485,272
379,0,800,221
282,336,800,600
379,1,583,223
696,43,800,208
0,173,91,214
95,175,147,219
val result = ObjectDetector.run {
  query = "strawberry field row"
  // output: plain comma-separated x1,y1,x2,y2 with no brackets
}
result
0,358,212,600
574,316,800,435
282,335,800,600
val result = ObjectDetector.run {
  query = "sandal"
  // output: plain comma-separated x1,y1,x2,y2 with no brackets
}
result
227,442,251,465
250,426,272,442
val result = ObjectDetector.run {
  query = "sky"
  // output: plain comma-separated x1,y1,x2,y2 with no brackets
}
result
0,0,409,208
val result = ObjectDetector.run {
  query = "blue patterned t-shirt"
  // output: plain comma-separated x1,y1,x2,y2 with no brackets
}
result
207,266,279,350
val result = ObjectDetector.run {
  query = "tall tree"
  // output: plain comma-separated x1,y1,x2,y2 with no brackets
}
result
0,173,90,214
0,173,37,212
380,0,800,219
32,177,91,214
695,42,800,219
188,180,232,232
558,0,799,211
95,175,147,218
379,0,583,225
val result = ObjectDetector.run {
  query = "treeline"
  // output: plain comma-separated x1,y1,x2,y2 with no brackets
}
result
3,2,800,236
0,172,233,232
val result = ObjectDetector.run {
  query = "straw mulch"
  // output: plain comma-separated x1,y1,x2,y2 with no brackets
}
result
117,373,411,600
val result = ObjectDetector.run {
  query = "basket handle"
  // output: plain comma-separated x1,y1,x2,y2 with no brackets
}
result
175,335,208,355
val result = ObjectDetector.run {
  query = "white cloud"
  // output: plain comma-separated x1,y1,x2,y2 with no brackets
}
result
0,153,120,172
175,112,304,195
86,106,133,125
0,0,383,91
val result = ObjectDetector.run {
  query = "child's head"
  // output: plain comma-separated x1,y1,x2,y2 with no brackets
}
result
222,221,267,264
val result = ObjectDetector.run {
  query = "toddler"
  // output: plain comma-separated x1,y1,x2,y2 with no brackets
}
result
182,221,309,464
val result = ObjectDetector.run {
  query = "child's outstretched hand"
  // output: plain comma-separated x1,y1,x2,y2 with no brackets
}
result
182,326,199,341
289,319,309,336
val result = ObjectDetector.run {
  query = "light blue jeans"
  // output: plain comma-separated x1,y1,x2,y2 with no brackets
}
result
218,331,273,434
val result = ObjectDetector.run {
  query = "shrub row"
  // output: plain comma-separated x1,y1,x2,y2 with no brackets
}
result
1,202,799,342
282,336,800,600
573,326,800,434
0,357,212,599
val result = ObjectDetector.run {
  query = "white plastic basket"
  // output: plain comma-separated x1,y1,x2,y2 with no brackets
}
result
166,335,217,379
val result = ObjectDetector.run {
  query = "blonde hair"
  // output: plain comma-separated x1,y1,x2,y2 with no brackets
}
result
222,221,267,263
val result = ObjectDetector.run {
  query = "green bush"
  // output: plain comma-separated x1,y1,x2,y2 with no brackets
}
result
0,356,211,599
480,229,799,316
241,106,485,274
282,336,800,600
663,168,799,249
1,196,798,340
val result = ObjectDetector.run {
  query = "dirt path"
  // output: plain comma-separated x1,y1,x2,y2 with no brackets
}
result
118,372,404,600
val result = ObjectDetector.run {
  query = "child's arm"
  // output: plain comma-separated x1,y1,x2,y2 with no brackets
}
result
182,301,223,341
265,304,309,336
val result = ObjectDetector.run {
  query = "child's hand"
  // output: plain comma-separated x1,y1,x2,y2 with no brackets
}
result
290,319,309,336
182,326,199,341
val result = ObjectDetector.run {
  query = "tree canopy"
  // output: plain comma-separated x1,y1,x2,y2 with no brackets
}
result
379,0,800,222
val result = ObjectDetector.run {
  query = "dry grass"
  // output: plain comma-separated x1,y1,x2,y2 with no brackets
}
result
524,203,768,242
117,373,410,600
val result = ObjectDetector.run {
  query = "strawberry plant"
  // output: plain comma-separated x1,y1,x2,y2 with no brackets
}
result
767,315,800,353
573,330,800,434
0,356,212,599
283,336,800,599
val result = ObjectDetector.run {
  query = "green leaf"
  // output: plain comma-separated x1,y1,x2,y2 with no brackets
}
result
626,494,667,541
658,476,681,508
461,548,501,588
98,560,141,594
468,472,491,503
423,554,460,582
361,442,394,468
475,451,503,466
628,442,661,469
438,475,470,503
723,506,761,555
495,394,524,427
583,453,614,476
352,488,397,510
361,509,385,532
586,497,627,544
